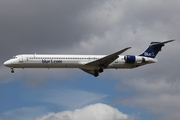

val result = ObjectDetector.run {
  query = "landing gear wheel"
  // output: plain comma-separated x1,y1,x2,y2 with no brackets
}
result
98,68,103,73
94,72,99,77
11,68,14,73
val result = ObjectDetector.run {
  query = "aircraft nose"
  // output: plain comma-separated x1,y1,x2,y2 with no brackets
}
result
4,60,12,67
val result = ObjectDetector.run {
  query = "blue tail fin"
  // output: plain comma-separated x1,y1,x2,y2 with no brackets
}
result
139,40,175,58
139,42,163,58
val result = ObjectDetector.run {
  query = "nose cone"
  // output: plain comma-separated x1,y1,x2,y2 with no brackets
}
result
4,60,12,67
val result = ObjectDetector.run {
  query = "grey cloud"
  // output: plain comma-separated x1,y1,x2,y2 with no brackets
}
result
0,0,95,57
1,0,179,78
1,0,180,84
114,78,180,120
0,0,97,84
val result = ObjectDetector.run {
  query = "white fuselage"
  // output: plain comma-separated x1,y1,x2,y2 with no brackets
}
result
4,54,157,70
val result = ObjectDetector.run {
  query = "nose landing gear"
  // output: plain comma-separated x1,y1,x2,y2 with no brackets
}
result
11,68,14,73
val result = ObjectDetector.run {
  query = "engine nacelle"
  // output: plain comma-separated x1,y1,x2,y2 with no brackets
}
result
124,55,146,64
124,55,136,64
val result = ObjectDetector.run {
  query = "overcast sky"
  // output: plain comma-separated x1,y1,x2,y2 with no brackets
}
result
0,0,180,120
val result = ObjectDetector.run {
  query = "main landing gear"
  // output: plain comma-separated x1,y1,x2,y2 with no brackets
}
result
94,71,99,77
98,68,103,73
11,68,14,73
94,68,104,77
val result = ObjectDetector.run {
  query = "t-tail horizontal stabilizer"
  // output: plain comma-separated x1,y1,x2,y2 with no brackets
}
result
139,40,175,58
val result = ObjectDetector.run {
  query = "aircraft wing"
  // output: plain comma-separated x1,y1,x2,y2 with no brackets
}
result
82,47,131,69
80,69,96,76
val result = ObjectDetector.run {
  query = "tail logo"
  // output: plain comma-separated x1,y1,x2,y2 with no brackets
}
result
144,52,155,57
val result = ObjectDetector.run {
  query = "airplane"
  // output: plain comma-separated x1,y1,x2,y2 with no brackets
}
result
4,40,174,77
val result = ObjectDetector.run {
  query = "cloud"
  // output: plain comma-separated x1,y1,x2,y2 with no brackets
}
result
0,86,109,120
0,0,95,55
75,0,180,56
35,103,133,120
114,78,180,120
1,106,48,120
32,89,108,110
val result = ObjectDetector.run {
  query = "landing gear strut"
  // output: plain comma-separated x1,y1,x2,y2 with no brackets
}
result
98,68,103,73
11,68,14,73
